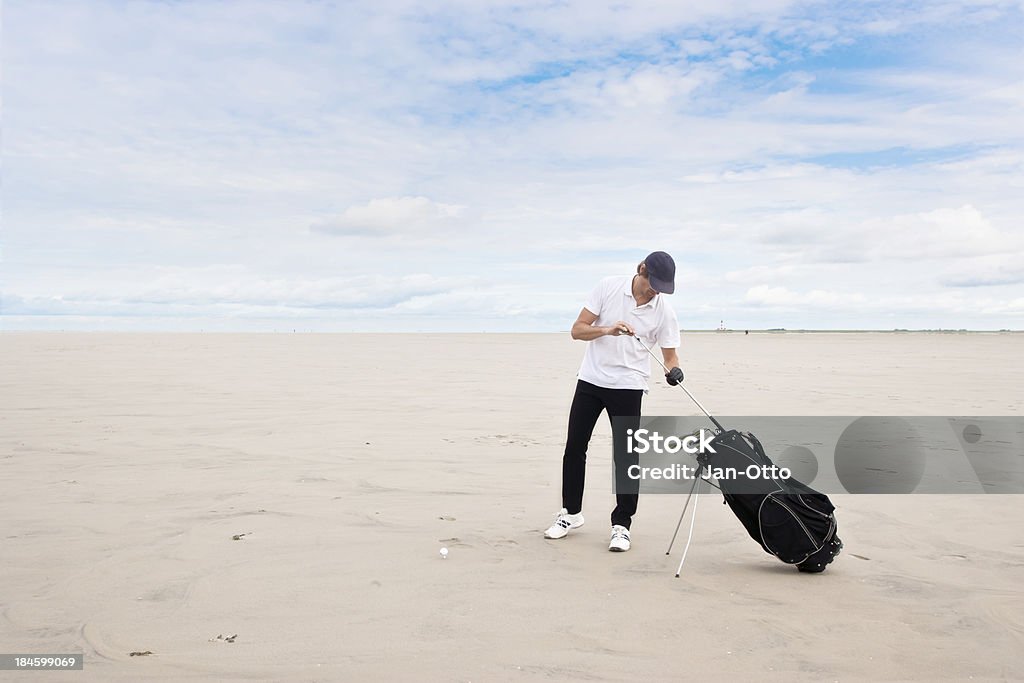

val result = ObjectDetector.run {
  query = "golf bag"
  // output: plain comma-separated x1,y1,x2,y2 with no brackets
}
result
631,334,843,574
702,429,842,573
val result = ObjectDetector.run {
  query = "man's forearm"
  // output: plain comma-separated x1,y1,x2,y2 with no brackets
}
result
571,322,610,341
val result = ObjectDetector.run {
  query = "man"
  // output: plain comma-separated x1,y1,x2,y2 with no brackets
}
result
544,251,683,552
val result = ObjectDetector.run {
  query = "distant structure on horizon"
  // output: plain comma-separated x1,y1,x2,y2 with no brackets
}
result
716,319,727,332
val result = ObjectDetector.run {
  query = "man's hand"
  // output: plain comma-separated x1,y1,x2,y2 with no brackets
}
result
607,321,635,337
665,367,684,386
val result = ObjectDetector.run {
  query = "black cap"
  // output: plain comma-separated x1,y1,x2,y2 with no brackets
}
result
644,251,676,294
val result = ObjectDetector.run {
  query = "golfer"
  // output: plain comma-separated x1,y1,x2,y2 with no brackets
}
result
544,251,683,552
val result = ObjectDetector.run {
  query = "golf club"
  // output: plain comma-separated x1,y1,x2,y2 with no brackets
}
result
631,334,724,433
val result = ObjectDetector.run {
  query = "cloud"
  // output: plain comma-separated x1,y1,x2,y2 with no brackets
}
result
3,268,464,316
310,196,467,237
3,0,1023,330
723,264,803,284
738,284,1020,321
599,65,710,109
724,204,1023,268
858,205,1022,261
744,285,868,309
941,258,1024,288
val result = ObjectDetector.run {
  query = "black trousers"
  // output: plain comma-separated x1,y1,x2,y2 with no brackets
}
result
561,380,643,529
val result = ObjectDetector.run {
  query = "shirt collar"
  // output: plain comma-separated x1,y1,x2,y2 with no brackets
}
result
624,275,656,309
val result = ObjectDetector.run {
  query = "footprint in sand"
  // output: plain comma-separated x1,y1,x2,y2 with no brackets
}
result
439,537,475,548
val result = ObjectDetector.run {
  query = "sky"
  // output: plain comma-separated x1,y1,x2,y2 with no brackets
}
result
2,0,1023,332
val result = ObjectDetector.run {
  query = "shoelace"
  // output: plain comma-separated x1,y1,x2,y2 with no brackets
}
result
611,528,629,540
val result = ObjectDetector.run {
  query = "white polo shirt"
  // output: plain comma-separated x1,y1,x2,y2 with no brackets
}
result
577,275,681,391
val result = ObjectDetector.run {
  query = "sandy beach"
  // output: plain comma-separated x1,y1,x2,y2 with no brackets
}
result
1,332,1022,682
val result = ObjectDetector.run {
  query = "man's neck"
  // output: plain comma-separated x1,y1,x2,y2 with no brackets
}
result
631,275,655,306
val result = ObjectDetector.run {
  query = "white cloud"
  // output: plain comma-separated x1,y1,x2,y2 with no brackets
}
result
3,267,464,315
3,0,1024,330
941,257,1024,288
724,264,803,284
311,196,467,237
600,65,706,108
856,205,1022,261
744,285,868,309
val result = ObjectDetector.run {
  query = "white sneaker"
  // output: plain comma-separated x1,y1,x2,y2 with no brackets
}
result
609,525,631,552
544,508,584,539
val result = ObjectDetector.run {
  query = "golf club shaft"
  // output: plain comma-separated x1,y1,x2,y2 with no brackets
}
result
632,335,725,432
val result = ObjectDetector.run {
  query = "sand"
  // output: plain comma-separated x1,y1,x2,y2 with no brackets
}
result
1,332,1022,681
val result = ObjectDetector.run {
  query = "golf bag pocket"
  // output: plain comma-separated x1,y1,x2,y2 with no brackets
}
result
758,493,837,564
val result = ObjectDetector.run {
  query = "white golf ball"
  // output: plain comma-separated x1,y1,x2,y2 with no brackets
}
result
440,547,449,558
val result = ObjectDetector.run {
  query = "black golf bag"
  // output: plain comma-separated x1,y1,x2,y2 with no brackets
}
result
630,334,843,574
703,429,842,573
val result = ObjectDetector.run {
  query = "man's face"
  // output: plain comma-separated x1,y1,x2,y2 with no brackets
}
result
638,269,659,299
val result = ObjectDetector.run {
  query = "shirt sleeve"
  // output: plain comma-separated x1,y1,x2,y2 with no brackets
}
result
584,278,607,317
658,304,681,349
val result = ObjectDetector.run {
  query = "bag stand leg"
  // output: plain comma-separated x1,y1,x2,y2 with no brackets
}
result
675,483,703,577
667,473,708,581
665,472,701,556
